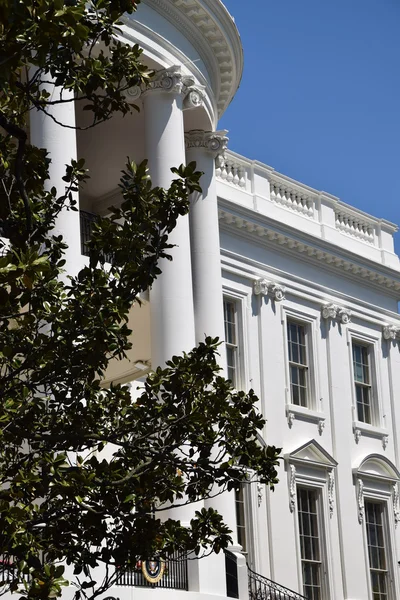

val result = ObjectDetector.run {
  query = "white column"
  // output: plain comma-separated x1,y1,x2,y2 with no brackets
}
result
143,67,198,367
30,82,81,275
185,130,228,351
185,130,239,548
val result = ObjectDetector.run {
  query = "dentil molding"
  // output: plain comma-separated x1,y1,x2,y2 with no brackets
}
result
219,208,400,294
141,0,243,116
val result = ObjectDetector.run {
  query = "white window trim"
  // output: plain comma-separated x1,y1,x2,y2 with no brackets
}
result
286,440,338,600
281,304,324,423
356,473,400,600
346,327,387,443
223,286,250,392
290,468,334,600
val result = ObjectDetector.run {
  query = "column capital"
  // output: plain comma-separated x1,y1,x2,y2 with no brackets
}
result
141,65,205,110
185,129,228,157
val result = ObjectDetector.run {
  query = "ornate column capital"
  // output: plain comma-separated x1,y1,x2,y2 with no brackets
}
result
142,65,205,110
321,302,351,324
382,324,400,340
185,129,229,157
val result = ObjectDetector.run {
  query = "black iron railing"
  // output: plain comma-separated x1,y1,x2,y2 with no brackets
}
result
0,555,15,585
116,551,188,590
248,564,308,600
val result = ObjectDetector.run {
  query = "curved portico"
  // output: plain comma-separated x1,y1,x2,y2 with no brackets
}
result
28,2,245,599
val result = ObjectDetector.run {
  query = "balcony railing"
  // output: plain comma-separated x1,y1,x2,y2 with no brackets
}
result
116,550,188,591
248,564,308,600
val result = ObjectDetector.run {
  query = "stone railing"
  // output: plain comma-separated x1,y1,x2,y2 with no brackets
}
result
335,209,375,245
215,150,398,265
215,154,247,188
269,174,315,218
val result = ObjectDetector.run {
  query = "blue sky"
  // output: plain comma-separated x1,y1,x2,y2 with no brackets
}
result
219,0,400,253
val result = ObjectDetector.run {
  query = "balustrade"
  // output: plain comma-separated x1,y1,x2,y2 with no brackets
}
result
216,155,247,188
335,210,375,244
269,179,314,218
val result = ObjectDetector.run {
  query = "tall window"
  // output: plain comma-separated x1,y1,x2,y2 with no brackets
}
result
352,343,373,424
365,501,389,600
224,299,239,387
287,320,309,407
297,487,323,600
235,485,247,554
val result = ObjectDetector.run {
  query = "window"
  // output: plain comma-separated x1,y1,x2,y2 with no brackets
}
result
297,487,323,600
352,343,373,424
287,320,309,407
235,485,247,553
365,501,389,600
224,298,239,387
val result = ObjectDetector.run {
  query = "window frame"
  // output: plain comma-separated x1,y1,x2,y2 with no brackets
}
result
222,289,249,391
287,319,310,408
297,485,325,600
282,306,321,415
292,474,332,600
347,328,384,432
352,341,375,425
355,456,400,600
364,499,391,600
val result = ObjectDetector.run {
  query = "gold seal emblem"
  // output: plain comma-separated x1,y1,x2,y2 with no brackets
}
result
142,558,165,584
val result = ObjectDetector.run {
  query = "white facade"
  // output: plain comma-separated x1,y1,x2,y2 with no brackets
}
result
29,1,400,599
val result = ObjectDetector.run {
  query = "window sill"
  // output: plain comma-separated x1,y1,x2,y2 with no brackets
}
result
286,405,326,436
353,421,389,449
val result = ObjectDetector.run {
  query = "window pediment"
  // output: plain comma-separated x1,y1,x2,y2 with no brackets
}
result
286,439,337,470
355,454,400,482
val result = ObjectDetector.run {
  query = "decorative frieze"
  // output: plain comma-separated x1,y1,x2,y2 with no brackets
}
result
321,303,352,324
185,129,229,157
289,465,296,513
354,428,362,444
382,324,400,340
253,278,285,301
382,435,389,451
318,419,325,436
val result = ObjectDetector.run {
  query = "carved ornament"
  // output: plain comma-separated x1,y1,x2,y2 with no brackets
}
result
253,278,285,302
185,130,229,157
382,324,400,341
289,465,296,513
321,303,351,324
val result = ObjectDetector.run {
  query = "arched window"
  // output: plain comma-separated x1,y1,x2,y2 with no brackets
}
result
354,454,400,600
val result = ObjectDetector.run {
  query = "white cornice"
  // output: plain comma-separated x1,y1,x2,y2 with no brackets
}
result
137,0,243,117
218,200,400,297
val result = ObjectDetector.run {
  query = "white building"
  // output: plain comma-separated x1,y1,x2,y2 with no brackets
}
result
29,1,400,599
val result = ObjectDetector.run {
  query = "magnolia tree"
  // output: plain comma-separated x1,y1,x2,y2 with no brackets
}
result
0,1,281,599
